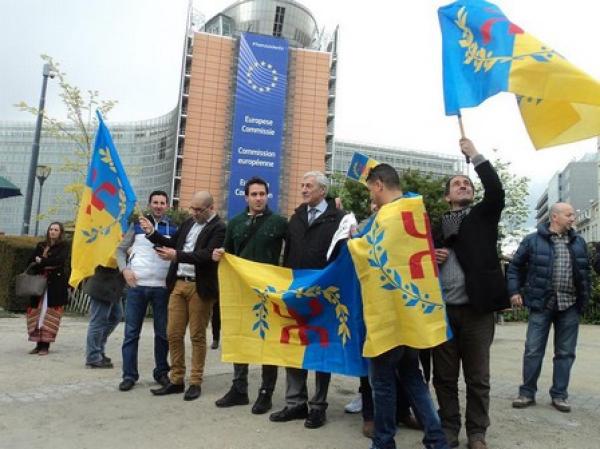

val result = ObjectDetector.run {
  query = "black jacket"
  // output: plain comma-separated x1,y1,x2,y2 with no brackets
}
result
28,241,70,307
284,199,345,269
83,265,125,304
149,216,226,300
506,224,590,313
434,160,510,313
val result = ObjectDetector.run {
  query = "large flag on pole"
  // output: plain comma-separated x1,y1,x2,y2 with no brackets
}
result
69,111,136,287
218,195,450,375
439,0,600,149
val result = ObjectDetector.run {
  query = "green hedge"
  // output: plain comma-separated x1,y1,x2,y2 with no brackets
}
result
0,236,42,311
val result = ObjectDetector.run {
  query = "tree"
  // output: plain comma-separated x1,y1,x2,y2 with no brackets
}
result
329,173,371,221
329,170,449,224
15,54,118,221
472,150,530,252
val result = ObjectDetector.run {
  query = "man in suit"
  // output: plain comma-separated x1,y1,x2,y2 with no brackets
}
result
269,171,345,429
139,191,226,401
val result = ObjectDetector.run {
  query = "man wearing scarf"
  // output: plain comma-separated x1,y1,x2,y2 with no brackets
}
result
432,138,509,449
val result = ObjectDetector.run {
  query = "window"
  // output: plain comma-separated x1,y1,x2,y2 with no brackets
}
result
158,137,166,160
273,6,285,37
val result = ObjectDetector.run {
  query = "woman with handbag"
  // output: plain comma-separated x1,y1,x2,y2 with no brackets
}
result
26,222,69,355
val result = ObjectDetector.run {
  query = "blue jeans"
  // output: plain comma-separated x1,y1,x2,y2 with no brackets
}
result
519,305,580,400
370,346,448,449
122,286,170,382
86,297,123,364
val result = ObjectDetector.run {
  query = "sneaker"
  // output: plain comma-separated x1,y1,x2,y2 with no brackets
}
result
552,398,571,413
211,340,219,350
512,395,535,408
344,394,362,413
215,387,250,407
251,389,272,414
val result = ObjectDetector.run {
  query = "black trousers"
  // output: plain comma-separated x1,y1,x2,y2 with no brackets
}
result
432,304,495,440
211,299,220,342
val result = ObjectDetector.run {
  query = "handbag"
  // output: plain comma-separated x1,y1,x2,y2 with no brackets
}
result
15,263,47,297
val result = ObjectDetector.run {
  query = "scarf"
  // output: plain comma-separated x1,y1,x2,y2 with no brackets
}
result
441,207,471,243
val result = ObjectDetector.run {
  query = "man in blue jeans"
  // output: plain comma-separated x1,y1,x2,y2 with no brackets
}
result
365,163,448,449
84,266,125,368
507,202,590,413
116,190,177,391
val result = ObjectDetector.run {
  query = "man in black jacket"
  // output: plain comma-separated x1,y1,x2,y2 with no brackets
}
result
139,191,226,401
269,171,345,429
432,138,509,449
507,202,590,413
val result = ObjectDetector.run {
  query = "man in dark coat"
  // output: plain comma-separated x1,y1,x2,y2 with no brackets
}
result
212,176,288,414
432,138,509,449
140,191,226,401
507,202,590,413
269,170,345,429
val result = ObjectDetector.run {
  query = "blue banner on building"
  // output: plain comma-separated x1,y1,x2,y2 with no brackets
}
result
227,32,289,217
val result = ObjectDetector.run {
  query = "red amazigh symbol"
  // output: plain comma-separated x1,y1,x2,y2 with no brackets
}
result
272,298,329,347
480,16,523,45
86,182,117,215
401,211,439,279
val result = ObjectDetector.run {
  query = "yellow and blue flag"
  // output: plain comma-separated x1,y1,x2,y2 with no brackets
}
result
346,152,379,185
69,112,136,287
439,0,600,149
218,195,450,375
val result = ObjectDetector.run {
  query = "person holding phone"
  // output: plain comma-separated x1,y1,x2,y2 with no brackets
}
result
116,190,177,391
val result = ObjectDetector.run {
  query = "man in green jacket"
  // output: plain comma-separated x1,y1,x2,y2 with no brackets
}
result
212,176,287,414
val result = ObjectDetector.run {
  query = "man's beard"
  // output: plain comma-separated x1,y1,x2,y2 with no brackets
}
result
456,198,473,208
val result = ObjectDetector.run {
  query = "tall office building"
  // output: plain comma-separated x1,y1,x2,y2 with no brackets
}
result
172,0,338,218
536,152,598,225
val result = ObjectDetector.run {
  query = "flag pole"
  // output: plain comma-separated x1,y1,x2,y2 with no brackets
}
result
457,111,470,174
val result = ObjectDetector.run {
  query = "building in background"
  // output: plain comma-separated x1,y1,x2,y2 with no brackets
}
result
536,152,598,226
331,140,465,178
0,110,178,235
172,0,338,218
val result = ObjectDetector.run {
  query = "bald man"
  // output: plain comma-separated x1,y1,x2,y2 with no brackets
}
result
140,191,226,401
507,202,590,413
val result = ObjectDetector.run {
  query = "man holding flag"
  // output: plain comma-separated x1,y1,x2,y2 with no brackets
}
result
212,176,288,415
364,163,448,449
68,111,137,369
432,139,508,449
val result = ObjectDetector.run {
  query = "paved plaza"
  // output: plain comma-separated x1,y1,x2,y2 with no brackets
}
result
1,314,599,449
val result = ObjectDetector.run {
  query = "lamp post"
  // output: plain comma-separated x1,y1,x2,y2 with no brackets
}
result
21,63,56,235
34,165,52,236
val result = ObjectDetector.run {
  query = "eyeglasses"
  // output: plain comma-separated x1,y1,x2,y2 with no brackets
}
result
189,205,210,213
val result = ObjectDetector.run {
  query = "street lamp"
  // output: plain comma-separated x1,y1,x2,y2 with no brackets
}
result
34,165,52,236
21,63,56,235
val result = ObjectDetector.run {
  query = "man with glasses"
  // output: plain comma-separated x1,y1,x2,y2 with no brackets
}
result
139,191,225,401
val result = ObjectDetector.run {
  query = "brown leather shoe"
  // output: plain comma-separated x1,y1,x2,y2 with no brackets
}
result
398,413,422,430
468,439,488,449
362,420,374,439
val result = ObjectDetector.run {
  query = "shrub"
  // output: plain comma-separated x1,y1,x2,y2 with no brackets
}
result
0,236,42,311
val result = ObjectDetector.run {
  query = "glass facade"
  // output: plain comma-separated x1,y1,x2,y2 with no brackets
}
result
0,109,178,235
331,140,465,179
216,0,319,48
